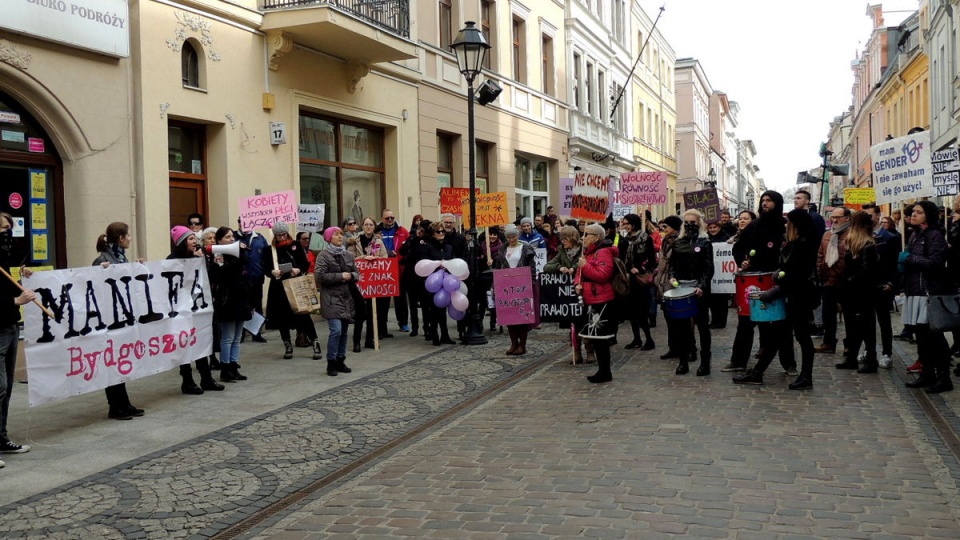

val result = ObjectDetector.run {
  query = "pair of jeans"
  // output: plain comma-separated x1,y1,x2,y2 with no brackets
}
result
326,318,350,360
219,320,243,364
874,290,894,356
0,325,17,441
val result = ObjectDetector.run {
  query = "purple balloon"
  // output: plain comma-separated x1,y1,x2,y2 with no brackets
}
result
433,289,451,308
442,274,460,293
447,305,466,320
425,271,444,293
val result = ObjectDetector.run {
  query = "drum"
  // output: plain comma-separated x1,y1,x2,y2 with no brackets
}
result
734,271,777,317
749,297,787,322
663,287,698,319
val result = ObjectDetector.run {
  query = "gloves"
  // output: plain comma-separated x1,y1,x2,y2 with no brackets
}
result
757,286,780,302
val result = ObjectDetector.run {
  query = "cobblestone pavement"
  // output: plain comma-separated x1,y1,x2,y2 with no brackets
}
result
246,319,960,539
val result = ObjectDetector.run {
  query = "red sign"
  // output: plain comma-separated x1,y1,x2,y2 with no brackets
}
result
355,257,400,298
8,193,22,210
440,187,480,216
571,172,612,221
27,138,44,153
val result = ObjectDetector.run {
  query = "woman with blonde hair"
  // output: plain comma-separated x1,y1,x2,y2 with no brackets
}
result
835,210,881,373
665,209,714,376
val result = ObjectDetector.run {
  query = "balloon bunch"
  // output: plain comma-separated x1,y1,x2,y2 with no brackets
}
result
415,258,471,321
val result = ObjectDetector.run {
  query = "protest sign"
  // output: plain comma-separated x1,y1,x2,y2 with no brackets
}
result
355,257,400,298
571,172,612,221
461,191,509,227
870,131,934,204
534,248,547,273
559,177,575,216
711,243,736,294
538,272,585,323
239,190,298,231
22,258,214,406
611,191,632,221
493,267,538,325
440,187,480,216
843,188,875,207
297,204,325,233
932,147,959,197
682,188,721,223
620,171,667,205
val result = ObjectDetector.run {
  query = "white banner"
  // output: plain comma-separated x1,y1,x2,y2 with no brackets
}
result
297,204,325,233
870,131,935,204
711,243,736,294
22,258,214,406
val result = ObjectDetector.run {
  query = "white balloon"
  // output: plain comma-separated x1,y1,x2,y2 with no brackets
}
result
458,282,468,296
415,259,441,277
443,258,469,280
450,291,469,312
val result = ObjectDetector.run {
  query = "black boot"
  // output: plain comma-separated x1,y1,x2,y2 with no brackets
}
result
312,341,322,360
283,340,294,359
696,353,711,376
209,354,221,370
926,366,954,394
625,321,643,349
232,363,247,381
220,362,237,383
326,360,338,377
353,339,361,353
640,330,655,350
336,356,352,373
905,372,936,388
180,365,203,395
733,369,764,385
197,359,224,391
587,354,612,383
675,360,689,375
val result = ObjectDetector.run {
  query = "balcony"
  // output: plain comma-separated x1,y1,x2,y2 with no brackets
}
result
260,0,416,65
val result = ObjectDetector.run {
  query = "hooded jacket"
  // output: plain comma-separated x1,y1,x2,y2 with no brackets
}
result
738,190,785,273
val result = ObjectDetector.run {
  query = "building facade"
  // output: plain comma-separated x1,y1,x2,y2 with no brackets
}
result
674,58,712,205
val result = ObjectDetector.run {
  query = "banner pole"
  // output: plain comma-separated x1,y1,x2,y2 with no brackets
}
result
0,267,54,318
373,299,379,351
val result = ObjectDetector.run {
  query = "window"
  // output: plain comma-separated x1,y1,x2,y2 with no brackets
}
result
598,70,606,121
541,35,553,96
612,83,625,133
439,0,453,50
169,122,207,230
476,142,491,193
181,40,200,88
585,62,594,116
299,114,384,229
572,52,581,109
437,133,454,190
514,155,548,220
512,18,525,83
481,0,494,69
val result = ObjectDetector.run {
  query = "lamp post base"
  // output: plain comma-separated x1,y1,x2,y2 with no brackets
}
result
461,313,488,345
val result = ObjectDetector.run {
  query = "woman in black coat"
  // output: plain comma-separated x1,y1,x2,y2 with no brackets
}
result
209,227,251,383
666,210,714,376
263,222,321,360
836,212,881,374
420,220,456,346
621,213,656,350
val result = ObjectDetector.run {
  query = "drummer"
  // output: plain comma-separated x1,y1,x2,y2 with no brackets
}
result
734,209,818,389
664,209,714,376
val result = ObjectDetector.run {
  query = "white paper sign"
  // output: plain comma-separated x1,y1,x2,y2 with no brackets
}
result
711,242,736,294
870,131,935,204
22,258,214,406
11,217,24,238
534,248,547,273
297,204,325,233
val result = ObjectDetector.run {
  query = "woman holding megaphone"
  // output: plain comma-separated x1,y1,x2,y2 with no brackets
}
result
207,227,251,383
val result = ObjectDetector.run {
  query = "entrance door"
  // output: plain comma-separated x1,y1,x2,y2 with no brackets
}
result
168,122,207,229
169,179,206,230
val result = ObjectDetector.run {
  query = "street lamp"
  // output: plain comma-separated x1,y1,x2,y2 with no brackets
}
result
451,22,490,346
705,167,717,189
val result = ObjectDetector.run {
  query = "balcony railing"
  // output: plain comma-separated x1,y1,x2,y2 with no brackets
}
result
261,0,410,38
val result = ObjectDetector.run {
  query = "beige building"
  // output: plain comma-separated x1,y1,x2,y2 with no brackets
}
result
674,57,712,202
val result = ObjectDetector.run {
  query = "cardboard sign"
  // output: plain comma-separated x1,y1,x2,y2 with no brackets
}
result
534,248,547,273
21,258,214,406
440,187,480,215
461,191,509,228
571,172,612,221
355,257,400,298
870,132,934,204
239,190,298,231
620,171,668,205
493,267,538,325
843,188,875,205
932,147,960,197
297,204,325,233
682,188,721,223
538,272,585,322
559,177,575,216
711,243,736,294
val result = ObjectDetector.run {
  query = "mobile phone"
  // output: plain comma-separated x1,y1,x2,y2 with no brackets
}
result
278,262,293,274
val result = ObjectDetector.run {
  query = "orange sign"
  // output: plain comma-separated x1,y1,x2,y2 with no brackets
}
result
461,192,509,227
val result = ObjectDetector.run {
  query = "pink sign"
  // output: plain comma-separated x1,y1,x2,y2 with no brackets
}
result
493,267,538,325
559,177,575,215
238,190,298,231
620,171,667,205
27,138,44,153
8,193,22,210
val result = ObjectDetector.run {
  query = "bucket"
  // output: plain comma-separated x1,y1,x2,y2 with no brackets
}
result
734,271,777,317
663,286,698,319
749,296,787,322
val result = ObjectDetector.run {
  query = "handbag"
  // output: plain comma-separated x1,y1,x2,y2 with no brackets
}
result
634,272,655,288
927,294,960,332
282,275,321,314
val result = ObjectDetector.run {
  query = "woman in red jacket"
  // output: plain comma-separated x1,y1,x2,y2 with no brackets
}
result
575,223,618,383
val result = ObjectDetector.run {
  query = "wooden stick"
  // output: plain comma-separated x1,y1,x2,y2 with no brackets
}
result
0,267,55,319
372,299,379,351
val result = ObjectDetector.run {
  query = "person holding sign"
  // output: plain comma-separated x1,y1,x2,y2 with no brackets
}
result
543,225,585,363
494,224,538,355
92,222,145,420
349,217,389,350
263,222,321,360
575,223,618,383
315,227,359,377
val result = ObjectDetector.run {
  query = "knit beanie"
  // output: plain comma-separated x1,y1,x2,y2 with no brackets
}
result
170,225,193,246
323,227,342,243
272,221,289,236
662,215,683,231
520,217,533,226
504,224,519,237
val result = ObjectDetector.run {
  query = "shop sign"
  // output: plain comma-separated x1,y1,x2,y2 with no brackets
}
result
2,0,130,58
0,112,21,124
28,138,45,153
9,193,23,210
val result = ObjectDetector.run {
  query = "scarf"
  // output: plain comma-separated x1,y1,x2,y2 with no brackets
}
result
326,244,346,255
110,243,128,263
825,222,850,267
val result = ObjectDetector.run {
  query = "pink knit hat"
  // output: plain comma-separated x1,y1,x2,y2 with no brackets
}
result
323,227,342,243
170,225,193,246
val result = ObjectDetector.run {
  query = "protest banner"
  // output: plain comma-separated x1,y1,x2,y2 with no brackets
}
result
239,190,298,230
620,171,668,205
355,257,400,298
711,243,736,294
534,248,547,273
611,191,632,221
682,188,721,223
559,177,575,216
843,188,875,205
870,131,934,204
440,187,480,216
538,272,585,323
571,172,612,221
297,204,325,233
493,267,538,325
21,258,214,406
932,147,960,197
461,191,509,227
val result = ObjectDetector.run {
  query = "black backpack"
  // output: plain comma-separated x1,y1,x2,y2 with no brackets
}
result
611,257,631,296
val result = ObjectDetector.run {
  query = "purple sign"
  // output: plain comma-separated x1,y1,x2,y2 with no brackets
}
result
493,267,538,325
559,177,575,216
682,188,721,224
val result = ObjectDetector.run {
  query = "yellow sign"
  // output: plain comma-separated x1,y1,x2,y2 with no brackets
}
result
32,233,48,260
461,191,509,228
30,171,46,199
31,203,46,230
844,188,876,205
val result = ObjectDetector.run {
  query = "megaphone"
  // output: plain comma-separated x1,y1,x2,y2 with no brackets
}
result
206,242,242,258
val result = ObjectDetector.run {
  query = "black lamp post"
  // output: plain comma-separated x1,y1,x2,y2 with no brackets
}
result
705,167,717,189
451,22,490,345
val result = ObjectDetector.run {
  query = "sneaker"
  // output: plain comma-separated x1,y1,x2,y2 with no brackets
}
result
878,354,892,369
906,360,923,374
857,350,867,363
399,325,410,332
720,363,746,372
785,367,799,377
0,440,31,454
0,459,4,468
733,370,764,385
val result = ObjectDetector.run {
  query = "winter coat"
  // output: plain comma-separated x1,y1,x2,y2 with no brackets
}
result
349,233,387,259
841,243,880,313
493,242,536,273
668,235,714,293
92,245,127,266
208,253,252,322
315,248,360,321
262,241,311,329
519,230,545,249
902,226,951,296
874,226,901,289
576,239,618,305
240,231,269,287
769,237,819,312
543,245,582,274
655,233,678,297
816,228,850,287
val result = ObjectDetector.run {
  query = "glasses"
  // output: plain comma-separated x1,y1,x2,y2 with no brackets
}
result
434,230,445,235
830,216,846,220
683,220,698,225
384,216,395,221
584,232,598,237
189,221,201,226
